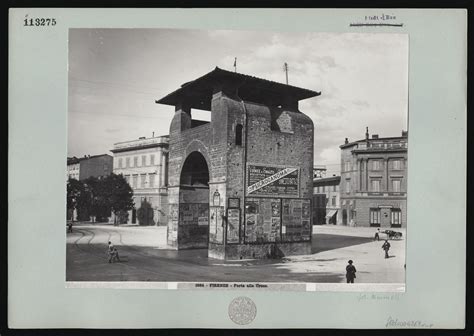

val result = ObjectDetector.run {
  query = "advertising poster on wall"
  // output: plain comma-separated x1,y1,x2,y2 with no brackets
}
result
209,206,224,243
245,198,281,243
281,199,311,242
227,208,240,243
247,164,299,197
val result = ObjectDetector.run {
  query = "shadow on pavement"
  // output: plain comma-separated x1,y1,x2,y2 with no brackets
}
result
284,257,338,263
311,234,373,254
67,242,349,282
67,231,378,282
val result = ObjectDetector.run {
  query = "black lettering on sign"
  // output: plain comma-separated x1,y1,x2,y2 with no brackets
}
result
247,164,299,197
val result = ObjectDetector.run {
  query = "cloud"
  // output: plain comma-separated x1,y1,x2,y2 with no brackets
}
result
319,147,340,165
352,99,370,108
254,35,305,60
69,29,407,169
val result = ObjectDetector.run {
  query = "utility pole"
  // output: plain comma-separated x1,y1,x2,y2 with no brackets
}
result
283,62,289,84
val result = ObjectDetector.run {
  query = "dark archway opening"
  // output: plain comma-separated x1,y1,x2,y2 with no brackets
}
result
179,151,210,248
180,151,210,187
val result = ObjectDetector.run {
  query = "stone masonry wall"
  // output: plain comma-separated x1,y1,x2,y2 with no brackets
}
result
222,99,314,258
246,103,314,200
166,91,315,258
167,117,212,248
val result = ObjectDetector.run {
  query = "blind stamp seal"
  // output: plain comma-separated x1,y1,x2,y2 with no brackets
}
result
228,296,257,325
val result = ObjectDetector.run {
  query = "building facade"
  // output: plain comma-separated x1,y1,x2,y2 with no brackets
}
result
339,128,408,228
313,165,327,179
66,159,80,180
313,176,341,225
111,135,169,226
66,154,113,181
156,67,319,259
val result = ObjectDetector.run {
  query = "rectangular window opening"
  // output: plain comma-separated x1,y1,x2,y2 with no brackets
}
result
370,208,381,226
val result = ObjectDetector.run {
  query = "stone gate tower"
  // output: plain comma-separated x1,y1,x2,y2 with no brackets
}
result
156,67,320,260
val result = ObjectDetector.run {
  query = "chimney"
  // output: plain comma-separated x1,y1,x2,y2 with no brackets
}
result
345,138,349,144
372,134,379,139
365,127,369,140
152,131,155,138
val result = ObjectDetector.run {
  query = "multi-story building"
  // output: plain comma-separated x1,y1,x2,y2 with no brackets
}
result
313,176,341,225
110,135,169,226
66,158,80,180
339,128,408,228
66,154,113,181
313,165,327,179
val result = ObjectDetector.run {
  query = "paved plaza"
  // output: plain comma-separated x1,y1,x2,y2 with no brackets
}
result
66,223,405,283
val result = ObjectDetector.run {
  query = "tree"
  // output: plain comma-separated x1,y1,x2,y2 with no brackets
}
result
66,178,84,220
102,173,134,225
137,198,155,226
82,177,101,222
76,174,134,224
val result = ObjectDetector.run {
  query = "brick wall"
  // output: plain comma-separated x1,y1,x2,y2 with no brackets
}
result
166,91,315,257
167,106,213,247
246,103,314,199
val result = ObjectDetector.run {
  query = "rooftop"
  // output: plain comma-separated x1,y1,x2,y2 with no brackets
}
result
111,135,169,153
340,129,408,149
156,67,321,111
313,175,341,185
67,154,112,165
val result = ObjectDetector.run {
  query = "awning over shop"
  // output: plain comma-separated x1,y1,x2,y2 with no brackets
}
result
326,209,338,219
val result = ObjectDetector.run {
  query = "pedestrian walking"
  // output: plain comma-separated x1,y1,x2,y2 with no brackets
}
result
345,260,357,283
108,241,120,263
374,228,380,241
382,240,391,259
112,247,120,262
67,222,73,233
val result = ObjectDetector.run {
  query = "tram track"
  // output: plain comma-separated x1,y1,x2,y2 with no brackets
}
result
71,228,107,261
68,226,261,281
67,226,307,282
69,227,168,278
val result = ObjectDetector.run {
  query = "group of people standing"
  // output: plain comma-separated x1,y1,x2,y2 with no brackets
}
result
345,228,394,283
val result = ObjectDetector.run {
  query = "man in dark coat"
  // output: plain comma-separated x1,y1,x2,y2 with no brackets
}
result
345,260,357,283
382,240,391,258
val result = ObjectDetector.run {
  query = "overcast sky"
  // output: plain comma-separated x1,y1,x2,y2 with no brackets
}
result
68,29,408,176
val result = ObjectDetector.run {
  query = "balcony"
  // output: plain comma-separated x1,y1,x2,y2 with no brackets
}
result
355,141,407,152
355,191,406,197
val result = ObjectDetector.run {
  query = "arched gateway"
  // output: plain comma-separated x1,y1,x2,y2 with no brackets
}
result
156,67,320,260
177,151,210,248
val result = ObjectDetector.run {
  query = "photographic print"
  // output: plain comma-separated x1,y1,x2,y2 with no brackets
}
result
66,28,408,289
8,7,466,329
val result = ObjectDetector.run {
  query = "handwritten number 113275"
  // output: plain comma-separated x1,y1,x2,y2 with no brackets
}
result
24,17,57,26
